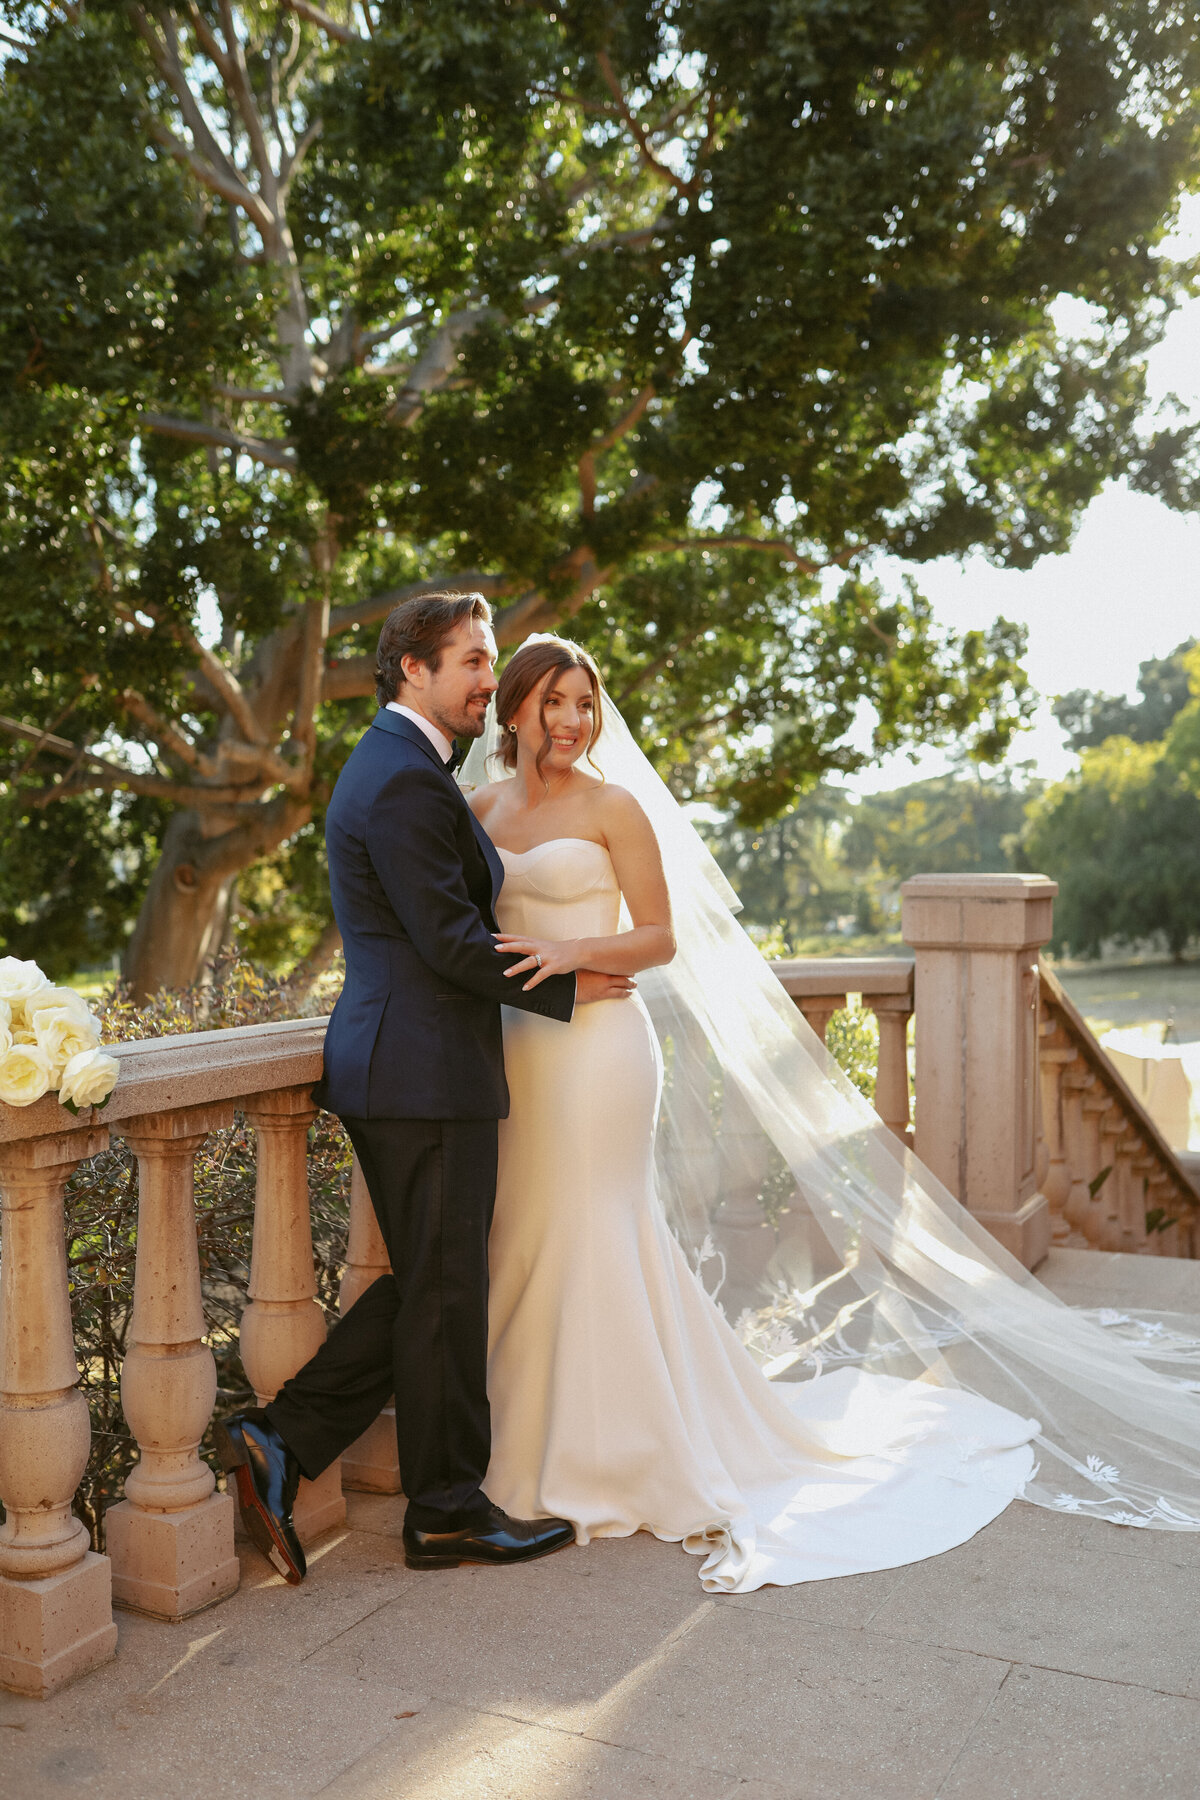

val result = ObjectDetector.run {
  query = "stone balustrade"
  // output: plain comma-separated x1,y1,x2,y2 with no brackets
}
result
1036,962,1199,1258
771,956,915,1144
1,874,1197,1699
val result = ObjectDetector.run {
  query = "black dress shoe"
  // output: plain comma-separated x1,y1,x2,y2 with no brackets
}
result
214,1408,306,1585
403,1503,575,1571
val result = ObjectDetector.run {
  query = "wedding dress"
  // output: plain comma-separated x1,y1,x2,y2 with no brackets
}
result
482,836,1039,1592
461,645,1200,1587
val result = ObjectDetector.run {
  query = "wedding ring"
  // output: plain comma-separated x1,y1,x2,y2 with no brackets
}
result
534,954,543,969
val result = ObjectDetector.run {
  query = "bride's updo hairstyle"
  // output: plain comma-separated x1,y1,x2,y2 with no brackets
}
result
494,638,604,782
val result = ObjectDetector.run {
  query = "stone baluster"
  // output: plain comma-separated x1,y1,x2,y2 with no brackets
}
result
339,1156,402,1495
1111,1134,1142,1251
0,1132,117,1697
1059,1066,1095,1247
900,874,1056,1268
1144,1170,1180,1256
242,1089,346,1544
1129,1150,1157,1248
1078,1087,1112,1248
1097,1107,1131,1252
796,994,846,1044
864,990,912,1144
104,1106,240,1620
1037,1033,1075,1244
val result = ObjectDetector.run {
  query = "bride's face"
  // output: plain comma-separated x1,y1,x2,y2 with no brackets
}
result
512,665,596,775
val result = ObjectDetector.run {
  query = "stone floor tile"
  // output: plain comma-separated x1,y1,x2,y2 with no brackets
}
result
304,1535,712,1729
721,1560,913,1631
2,1660,420,1800
579,1604,1006,1798
1074,1514,1200,1567
1038,1248,1200,1311
343,1492,406,1539
317,1700,742,1800
936,1663,1200,1800
866,1513,1200,1691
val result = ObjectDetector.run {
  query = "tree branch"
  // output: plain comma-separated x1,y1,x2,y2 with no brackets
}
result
117,689,220,777
277,0,362,44
146,115,269,221
387,308,501,425
31,765,273,810
645,535,824,575
131,6,273,232
596,52,697,199
138,411,298,472
328,573,511,638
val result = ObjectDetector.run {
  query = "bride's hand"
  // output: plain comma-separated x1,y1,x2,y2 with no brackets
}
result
495,933,580,990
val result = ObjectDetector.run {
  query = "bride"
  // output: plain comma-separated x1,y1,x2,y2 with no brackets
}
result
465,634,1200,1593
465,637,1041,1594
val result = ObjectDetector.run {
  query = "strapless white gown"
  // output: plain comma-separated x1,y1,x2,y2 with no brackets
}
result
485,837,1039,1593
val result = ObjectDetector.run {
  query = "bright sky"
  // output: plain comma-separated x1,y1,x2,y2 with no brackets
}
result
841,195,1200,797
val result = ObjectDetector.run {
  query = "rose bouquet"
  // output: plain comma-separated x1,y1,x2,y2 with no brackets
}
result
0,957,120,1112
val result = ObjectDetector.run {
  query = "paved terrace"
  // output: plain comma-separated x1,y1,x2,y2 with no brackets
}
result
5,1249,1200,1800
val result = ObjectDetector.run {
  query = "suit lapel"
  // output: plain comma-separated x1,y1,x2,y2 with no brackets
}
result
371,709,504,914
469,812,505,916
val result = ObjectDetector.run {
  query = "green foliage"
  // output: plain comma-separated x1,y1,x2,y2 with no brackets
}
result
825,1000,880,1104
1026,648,1200,960
1054,639,1198,751
1024,737,1200,959
706,766,1033,944
842,769,1036,887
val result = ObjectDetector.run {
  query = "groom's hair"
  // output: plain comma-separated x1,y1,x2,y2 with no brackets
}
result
375,591,493,705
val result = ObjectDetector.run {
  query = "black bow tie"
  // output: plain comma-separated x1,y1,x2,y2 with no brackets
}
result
445,742,463,774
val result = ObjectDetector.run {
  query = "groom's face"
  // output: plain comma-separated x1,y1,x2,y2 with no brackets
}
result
406,616,499,740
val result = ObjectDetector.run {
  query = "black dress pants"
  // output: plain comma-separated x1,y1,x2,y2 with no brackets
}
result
266,1114,498,1529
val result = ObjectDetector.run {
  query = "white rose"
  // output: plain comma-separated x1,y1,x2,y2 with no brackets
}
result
0,1043,53,1107
33,1009,102,1081
28,987,96,1035
0,998,10,1031
0,1022,11,1060
58,1047,120,1110
0,957,52,1017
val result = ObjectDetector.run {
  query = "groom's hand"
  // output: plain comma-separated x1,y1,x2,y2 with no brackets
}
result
575,968,636,1004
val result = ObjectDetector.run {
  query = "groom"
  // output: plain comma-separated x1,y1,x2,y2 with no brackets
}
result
216,591,632,1577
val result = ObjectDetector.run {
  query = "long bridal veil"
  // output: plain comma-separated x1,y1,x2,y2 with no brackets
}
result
461,641,1200,1531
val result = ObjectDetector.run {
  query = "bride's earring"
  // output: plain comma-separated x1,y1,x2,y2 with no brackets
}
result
506,723,517,734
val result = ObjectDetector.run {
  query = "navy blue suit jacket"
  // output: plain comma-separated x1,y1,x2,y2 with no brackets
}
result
315,709,575,1119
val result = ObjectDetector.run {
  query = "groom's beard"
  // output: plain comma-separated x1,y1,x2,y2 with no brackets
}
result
431,691,493,740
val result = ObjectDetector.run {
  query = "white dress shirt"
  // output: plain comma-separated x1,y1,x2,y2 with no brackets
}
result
386,701,455,765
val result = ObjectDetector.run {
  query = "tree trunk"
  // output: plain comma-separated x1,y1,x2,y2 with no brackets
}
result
122,795,309,999
121,812,238,998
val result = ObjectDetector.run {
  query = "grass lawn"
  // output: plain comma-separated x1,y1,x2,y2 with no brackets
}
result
1052,955,1200,1044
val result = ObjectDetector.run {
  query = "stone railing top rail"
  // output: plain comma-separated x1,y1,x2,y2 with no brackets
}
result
770,956,914,999
0,1015,329,1147
1039,964,1200,1208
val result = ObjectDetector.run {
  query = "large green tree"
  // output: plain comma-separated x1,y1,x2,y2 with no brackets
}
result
1025,651,1200,959
1,1,1198,991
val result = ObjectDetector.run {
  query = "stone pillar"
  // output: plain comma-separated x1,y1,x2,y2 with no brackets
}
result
106,1105,240,1620
864,992,913,1144
900,873,1057,1270
242,1089,345,1543
339,1157,402,1495
0,1131,117,1697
